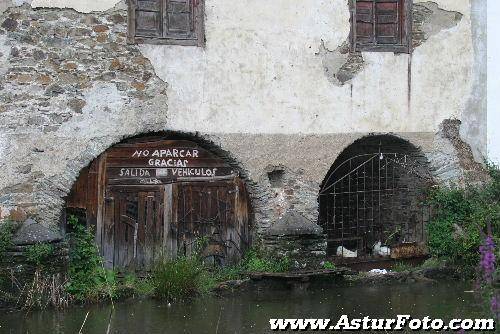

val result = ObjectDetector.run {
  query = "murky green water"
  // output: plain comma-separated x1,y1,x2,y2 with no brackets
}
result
0,281,489,333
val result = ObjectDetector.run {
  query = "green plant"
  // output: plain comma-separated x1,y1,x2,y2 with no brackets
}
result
127,275,155,296
426,164,500,277
420,257,447,269
322,261,336,270
151,256,203,301
25,243,54,267
392,262,412,272
0,221,16,260
242,247,291,273
65,215,116,302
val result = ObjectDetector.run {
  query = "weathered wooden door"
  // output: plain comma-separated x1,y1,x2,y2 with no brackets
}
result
169,179,249,265
102,186,165,271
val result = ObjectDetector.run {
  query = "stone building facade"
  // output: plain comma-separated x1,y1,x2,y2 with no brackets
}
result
0,0,489,266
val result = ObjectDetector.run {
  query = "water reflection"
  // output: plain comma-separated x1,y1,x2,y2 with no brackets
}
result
0,281,485,334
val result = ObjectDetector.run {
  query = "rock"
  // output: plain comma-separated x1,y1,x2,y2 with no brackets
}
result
36,74,52,85
265,211,323,236
68,98,86,113
45,84,65,96
93,24,109,33
32,49,46,61
8,208,27,222
131,81,146,91
452,223,465,240
96,34,107,43
2,18,18,31
108,14,125,24
11,218,63,246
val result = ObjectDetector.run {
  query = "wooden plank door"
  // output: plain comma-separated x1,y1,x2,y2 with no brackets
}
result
102,186,165,271
170,179,249,265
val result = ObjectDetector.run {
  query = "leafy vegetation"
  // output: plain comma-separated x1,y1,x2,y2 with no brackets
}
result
3,215,297,307
65,215,117,302
426,163,500,277
322,261,336,270
25,243,55,267
0,221,16,260
241,247,291,273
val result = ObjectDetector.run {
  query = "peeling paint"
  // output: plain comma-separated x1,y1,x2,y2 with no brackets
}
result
318,1,463,88
30,0,123,13
412,2,463,48
0,0,488,233
317,40,365,86
439,119,490,184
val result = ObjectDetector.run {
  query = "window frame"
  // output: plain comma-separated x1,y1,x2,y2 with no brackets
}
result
350,0,412,54
127,0,205,47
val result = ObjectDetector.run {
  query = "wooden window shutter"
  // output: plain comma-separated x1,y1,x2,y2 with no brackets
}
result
130,0,162,39
375,0,400,45
128,0,205,46
351,0,411,53
355,1,375,44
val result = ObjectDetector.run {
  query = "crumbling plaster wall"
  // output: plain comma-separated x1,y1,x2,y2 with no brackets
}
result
0,0,488,240
0,4,170,225
136,0,477,136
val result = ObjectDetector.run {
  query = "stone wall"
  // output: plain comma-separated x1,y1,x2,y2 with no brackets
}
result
0,4,169,225
0,1,490,262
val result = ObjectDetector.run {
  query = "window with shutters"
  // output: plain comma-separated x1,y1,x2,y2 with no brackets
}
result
127,0,204,46
351,0,412,53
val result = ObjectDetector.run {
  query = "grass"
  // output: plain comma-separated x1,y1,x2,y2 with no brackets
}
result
151,256,204,301
391,262,413,272
2,215,295,308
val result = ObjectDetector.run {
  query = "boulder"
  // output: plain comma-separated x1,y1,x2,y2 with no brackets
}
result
11,218,63,245
265,211,323,236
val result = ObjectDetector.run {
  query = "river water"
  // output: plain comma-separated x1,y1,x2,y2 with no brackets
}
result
0,281,489,333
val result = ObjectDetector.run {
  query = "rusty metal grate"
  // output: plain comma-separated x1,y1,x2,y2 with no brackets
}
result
319,152,433,258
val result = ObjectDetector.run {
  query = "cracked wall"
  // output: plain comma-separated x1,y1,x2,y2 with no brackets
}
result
412,2,463,48
318,40,365,86
319,1,464,87
0,0,489,251
0,4,169,225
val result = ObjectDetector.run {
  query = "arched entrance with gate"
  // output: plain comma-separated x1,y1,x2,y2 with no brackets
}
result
319,135,434,261
65,134,250,271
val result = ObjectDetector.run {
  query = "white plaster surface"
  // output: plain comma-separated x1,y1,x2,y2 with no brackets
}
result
31,0,121,12
22,0,480,142
488,0,500,164
138,0,474,136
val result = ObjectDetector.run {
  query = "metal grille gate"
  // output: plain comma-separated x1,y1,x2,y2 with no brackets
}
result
319,152,433,258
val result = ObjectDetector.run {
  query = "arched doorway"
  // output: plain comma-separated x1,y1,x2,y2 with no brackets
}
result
319,135,434,261
65,135,250,271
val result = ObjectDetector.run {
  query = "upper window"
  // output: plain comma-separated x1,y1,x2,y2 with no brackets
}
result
127,0,205,46
351,0,412,53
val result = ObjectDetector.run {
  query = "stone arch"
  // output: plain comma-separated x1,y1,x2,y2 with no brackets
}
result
64,131,255,269
318,134,434,260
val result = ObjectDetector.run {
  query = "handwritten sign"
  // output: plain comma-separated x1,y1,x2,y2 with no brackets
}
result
105,140,236,185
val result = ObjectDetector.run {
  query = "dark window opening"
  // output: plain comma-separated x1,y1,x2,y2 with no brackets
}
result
128,0,205,46
351,0,412,53
268,169,285,188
